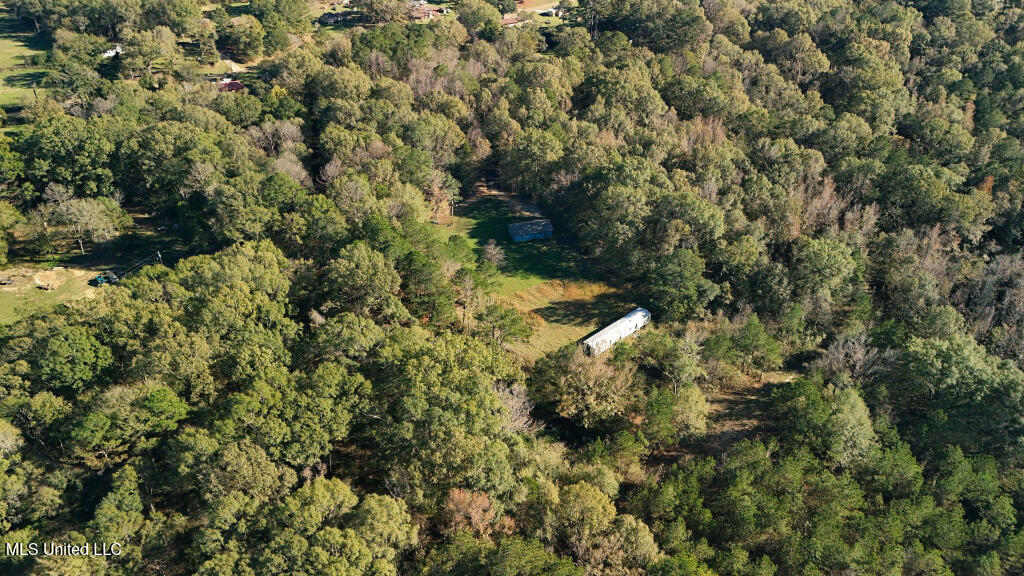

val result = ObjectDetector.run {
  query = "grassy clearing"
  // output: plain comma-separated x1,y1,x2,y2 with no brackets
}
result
0,266,97,324
0,68,43,107
431,189,636,361
502,279,637,361
0,3,48,112
434,194,591,295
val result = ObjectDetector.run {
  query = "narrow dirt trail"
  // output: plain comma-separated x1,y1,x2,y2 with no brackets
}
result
678,370,800,458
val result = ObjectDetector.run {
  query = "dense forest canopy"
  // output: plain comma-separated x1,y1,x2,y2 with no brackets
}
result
1,0,1024,573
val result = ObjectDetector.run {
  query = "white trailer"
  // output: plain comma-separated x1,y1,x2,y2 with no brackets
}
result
583,308,652,356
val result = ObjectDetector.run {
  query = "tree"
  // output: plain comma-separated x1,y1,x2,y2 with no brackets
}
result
551,482,661,572
490,0,517,14
213,91,263,126
352,0,410,24
552,481,617,563
827,388,877,467
646,249,718,323
408,112,467,167
367,331,524,506
70,382,189,467
222,15,265,62
733,314,782,376
32,325,113,392
121,26,185,79
644,385,709,445
0,201,24,265
322,241,407,321
48,196,131,253
140,0,201,34
456,0,501,38
20,110,115,198
790,236,855,300
480,239,506,268
474,303,533,344
638,331,705,391
90,465,144,550
548,348,638,428
251,0,310,30
194,18,219,64
889,333,1024,455
399,250,457,324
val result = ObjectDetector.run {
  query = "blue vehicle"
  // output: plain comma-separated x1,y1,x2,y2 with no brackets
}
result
88,251,162,287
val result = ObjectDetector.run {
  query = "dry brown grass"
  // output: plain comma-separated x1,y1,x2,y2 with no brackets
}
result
499,279,636,362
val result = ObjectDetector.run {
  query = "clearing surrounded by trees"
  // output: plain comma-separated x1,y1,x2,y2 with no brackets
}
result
3,0,1024,573
435,182,636,360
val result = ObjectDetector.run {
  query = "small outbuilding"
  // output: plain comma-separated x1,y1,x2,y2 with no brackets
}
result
507,219,553,242
583,308,652,356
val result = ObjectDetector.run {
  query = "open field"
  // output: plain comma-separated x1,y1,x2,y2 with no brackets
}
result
0,266,97,324
518,0,559,12
433,184,637,360
0,3,48,112
1,214,191,324
436,186,593,295
502,279,636,361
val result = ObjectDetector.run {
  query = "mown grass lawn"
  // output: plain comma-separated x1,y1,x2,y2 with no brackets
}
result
437,195,591,295
0,3,48,112
0,266,97,324
431,193,637,361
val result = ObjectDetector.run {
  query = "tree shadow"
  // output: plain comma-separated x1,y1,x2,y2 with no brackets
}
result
0,10,51,54
225,3,251,18
318,11,370,30
533,291,638,332
4,70,46,87
63,214,192,271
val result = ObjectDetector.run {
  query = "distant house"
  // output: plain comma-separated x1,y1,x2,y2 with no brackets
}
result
100,44,123,59
507,219,553,242
411,5,443,21
502,14,526,26
583,308,652,356
217,78,245,92
318,12,346,25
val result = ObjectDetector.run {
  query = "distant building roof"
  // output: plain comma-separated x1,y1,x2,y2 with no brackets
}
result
502,14,525,26
100,44,123,59
411,5,443,20
217,78,245,92
583,308,652,356
508,219,553,241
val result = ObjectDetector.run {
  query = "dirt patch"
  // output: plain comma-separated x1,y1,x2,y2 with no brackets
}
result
0,266,34,289
34,268,67,289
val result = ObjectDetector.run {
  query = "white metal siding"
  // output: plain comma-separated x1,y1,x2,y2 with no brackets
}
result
583,308,652,355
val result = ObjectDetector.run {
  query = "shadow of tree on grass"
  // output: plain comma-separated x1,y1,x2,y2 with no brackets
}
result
533,291,638,332
4,70,45,87
458,196,598,283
